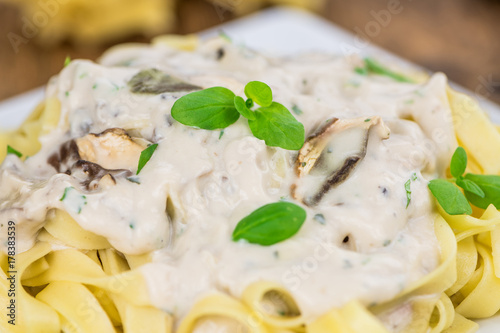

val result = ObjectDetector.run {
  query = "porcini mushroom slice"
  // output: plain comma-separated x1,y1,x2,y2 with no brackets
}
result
128,68,201,94
75,128,146,170
292,116,390,206
71,160,132,190
48,139,81,174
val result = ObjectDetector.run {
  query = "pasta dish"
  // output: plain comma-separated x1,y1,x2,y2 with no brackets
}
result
1,35,500,333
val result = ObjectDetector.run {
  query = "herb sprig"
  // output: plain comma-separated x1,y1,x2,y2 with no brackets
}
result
405,173,417,208
64,56,71,67
428,147,500,215
137,144,158,175
171,81,305,150
232,202,306,246
6,145,22,158
355,58,414,83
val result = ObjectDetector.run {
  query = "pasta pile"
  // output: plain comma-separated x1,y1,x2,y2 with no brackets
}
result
1,39,500,333
2,0,324,45
2,0,174,45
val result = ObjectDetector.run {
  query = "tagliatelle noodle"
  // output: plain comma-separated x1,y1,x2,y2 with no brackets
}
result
43,209,112,250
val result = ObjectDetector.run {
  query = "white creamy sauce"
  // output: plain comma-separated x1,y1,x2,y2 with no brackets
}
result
0,38,458,328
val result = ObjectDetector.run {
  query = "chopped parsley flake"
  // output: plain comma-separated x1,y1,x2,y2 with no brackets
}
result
291,105,303,115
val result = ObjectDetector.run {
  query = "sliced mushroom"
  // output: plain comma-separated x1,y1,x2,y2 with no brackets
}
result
291,116,390,206
71,160,132,190
48,128,140,190
128,68,201,94
75,128,146,170
48,139,80,174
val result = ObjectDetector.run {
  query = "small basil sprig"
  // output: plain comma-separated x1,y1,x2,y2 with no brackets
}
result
232,202,306,246
137,144,158,175
428,147,500,215
355,58,414,83
171,81,305,150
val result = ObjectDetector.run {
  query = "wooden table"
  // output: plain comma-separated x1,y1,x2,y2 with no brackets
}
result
0,0,499,104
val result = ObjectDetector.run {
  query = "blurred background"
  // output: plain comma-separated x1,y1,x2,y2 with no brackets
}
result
0,0,499,103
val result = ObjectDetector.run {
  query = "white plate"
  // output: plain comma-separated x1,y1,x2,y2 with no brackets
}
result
1,6,499,331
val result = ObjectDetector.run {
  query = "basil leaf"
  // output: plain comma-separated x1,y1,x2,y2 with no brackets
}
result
364,58,414,83
6,145,22,158
428,179,472,215
248,102,305,150
137,144,158,175
128,69,201,94
171,87,240,130
232,202,306,246
244,81,273,107
463,173,500,209
450,147,467,178
234,96,256,120
456,178,485,198
64,56,71,67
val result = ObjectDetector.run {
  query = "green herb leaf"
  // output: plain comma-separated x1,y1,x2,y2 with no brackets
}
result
404,173,418,208
244,81,273,107
64,56,71,67
218,30,232,42
456,178,485,198
232,202,306,246
404,179,412,208
128,68,201,94
234,96,256,120
450,147,467,178
428,179,472,215
354,67,368,75
363,58,414,83
248,102,305,150
313,213,326,225
60,187,71,201
137,144,158,175
127,176,141,184
6,145,22,158
60,186,87,214
171,87,239,130
291,105,303,115
463,173,500,209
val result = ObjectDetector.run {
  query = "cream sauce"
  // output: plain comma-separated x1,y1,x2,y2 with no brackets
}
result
0,38,458,327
